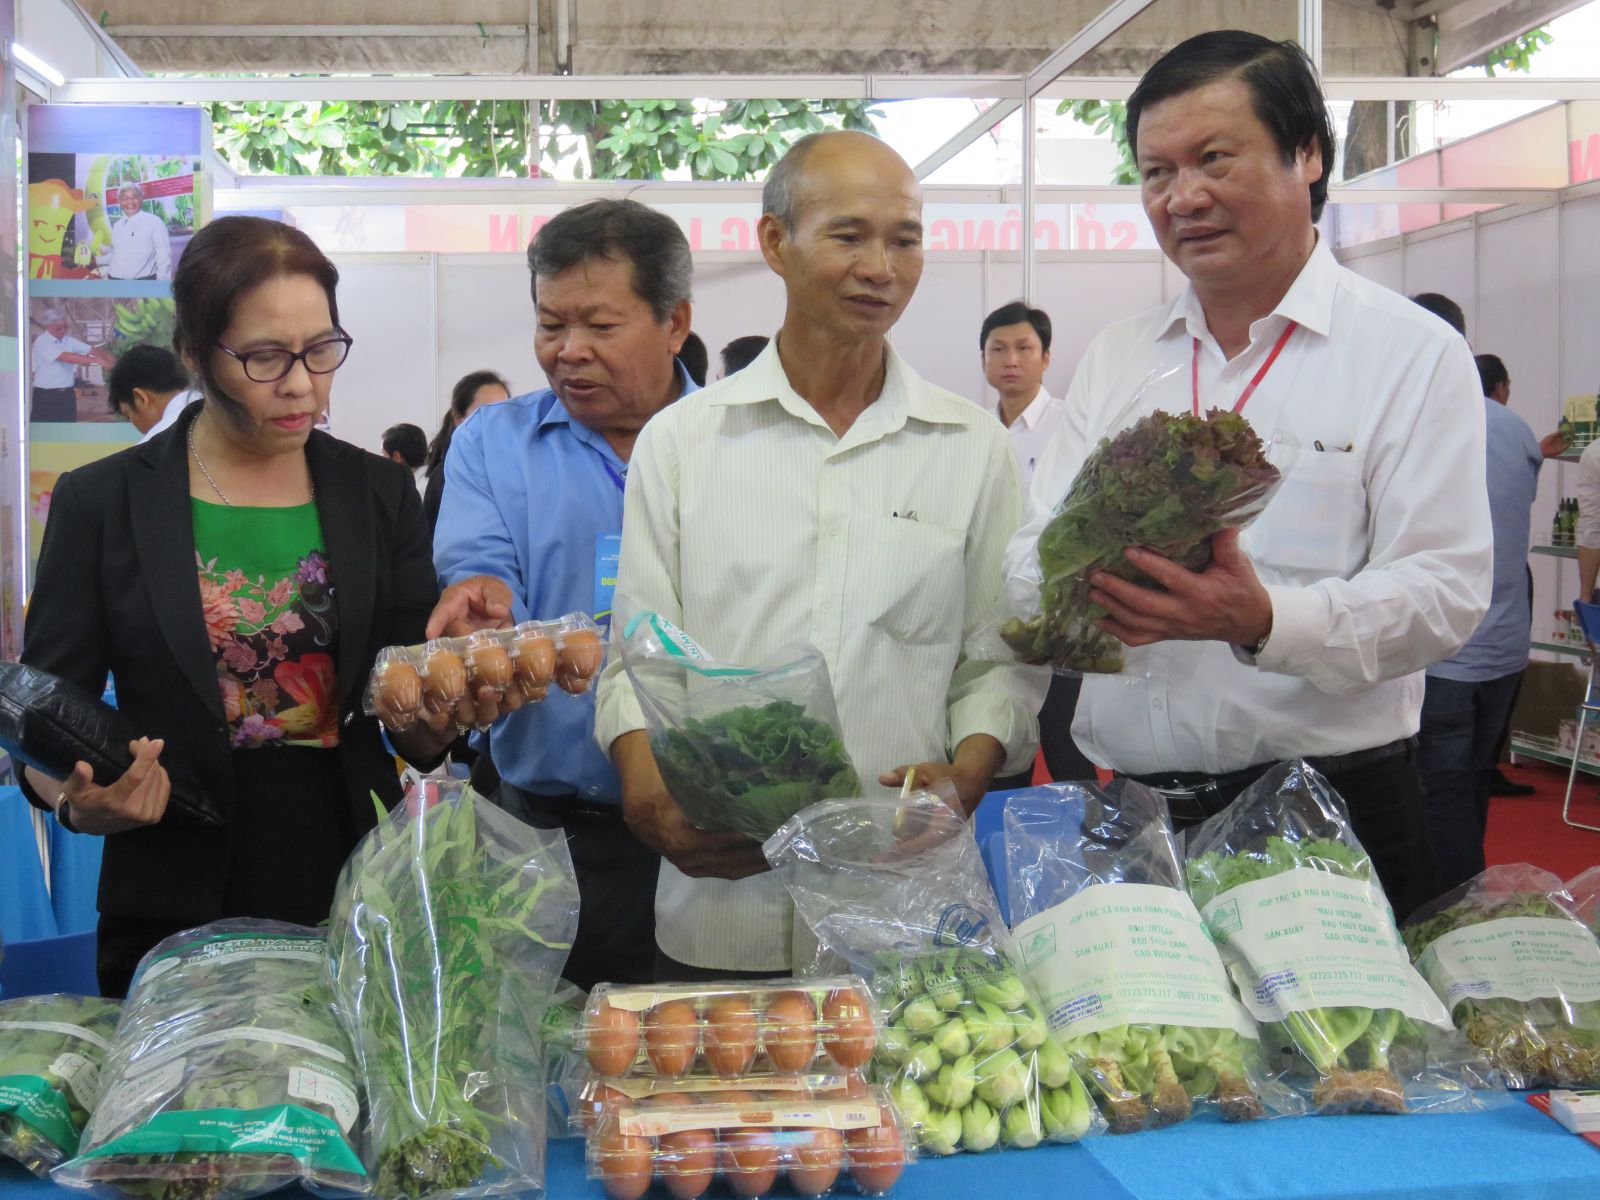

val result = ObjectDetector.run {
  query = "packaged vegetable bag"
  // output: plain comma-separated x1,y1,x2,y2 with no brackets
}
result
0,994,120,1176
1402,863,1600,1088
53,921,365,1200
1568,865,1600,937
327,778,580,1199
1184,762,1503,1115
997,398,1282,675
1004,781,1291,1130
619,611,859,841
765,792,1102,1156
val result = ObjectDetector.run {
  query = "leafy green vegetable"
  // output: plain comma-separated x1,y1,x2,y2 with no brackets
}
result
1002,409,1280,673
653,699,860,840
327,783,579,1199
55,924,363,1200
0,994,120,1177
1403,886,1600,1087
1187,835,1412,1114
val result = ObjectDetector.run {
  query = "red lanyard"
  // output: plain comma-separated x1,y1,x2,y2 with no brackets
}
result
1192,320,1298,416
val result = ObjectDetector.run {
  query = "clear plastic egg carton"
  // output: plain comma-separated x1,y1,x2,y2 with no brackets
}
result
363,612,603,730
587,1084,912,1199
567,1071,870,1137
579,978,879,1080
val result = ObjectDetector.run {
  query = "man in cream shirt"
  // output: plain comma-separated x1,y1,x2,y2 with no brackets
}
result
1005,32,1491,921
595,131,1043,978
101,185,173,281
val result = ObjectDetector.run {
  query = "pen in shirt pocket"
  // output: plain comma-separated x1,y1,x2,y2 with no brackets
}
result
1313,440,1354,453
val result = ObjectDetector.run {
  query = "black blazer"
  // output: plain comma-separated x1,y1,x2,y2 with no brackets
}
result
20,401,439,923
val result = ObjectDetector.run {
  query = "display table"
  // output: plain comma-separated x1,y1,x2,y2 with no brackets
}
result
5,1099,1596,1200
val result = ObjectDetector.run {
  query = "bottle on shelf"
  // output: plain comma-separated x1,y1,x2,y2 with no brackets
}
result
1554,506,1566,547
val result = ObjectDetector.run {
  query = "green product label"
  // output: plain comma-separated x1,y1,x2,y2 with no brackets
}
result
80,1103,366,1178
0,1074,77,1154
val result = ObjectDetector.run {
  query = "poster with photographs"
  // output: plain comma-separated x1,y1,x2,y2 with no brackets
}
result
26,104,210,576
1,1,20,656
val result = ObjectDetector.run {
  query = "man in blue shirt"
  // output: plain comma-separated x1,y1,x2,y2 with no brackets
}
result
429,198,696,989
1418,349,1561,891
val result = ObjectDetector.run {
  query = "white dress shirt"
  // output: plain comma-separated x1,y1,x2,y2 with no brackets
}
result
32,332,90,389
595,339,1045,971
986,387,1067,491
1575,440,1600,553
139,389,198,442
1005,236,1492,776
103,210,173,280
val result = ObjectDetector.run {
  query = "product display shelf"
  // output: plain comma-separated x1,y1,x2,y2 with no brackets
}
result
1509,734,1600,777
1531,544,1578,559
1530,639,1591,658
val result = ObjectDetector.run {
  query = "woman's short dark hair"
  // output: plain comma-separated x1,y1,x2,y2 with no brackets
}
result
526,198,691,322
426,369,510,476
1126,31,1336,223
171,216,340,417
980,301,1052,353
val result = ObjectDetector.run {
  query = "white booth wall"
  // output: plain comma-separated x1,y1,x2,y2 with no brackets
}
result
323,247,1176,457
1341,189,1600,650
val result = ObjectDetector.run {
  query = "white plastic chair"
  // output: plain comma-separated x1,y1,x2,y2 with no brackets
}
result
1562,599,1600,832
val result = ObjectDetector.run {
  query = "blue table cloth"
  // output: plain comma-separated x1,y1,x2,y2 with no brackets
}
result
4,1099,1597,1200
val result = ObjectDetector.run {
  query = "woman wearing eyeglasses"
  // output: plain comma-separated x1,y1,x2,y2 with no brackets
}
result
20,216,474,995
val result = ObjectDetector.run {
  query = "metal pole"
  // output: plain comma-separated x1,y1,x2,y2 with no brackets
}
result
1022,98,1036,301
1299,0,1324,72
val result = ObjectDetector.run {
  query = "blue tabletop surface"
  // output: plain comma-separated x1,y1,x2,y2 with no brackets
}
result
4,1098,1597,1200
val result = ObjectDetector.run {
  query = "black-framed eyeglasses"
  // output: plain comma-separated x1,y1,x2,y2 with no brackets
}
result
216,333,353,383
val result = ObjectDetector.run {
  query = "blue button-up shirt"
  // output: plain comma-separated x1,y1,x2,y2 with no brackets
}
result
434,365,696,803
1429,397,1542,684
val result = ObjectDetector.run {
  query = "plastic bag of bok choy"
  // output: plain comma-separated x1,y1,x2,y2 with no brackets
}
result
0,994,120,1177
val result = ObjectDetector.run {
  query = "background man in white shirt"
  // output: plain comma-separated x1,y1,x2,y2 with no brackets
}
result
108,343,194,439
101,184,173,281
380,422,428,493
31,307,114,422
980,300,1095,788
595,130,1043,978
1006,31,1491,920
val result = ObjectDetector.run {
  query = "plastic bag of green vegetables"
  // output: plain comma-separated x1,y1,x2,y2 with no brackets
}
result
1185,762,1503,1115
619,611,859,841
53,921,365,1200
1568,865,1600,937
0,994,120,1176
540,982,587,1140
996,397,1281,675
1402,863,1600,1088
765,791,1102,1156
1003,781,1293,1131
327,778,580,1199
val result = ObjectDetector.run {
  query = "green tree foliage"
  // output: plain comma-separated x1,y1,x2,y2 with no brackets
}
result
204,97,879,180
1479,27,1554,77
1055,99,1138,185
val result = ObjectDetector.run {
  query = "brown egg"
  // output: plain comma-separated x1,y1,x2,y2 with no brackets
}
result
466,632,513,692
423,643,467,703
375,658,422,719
846,1115,905,1195
586,1001,642,1076
704,996,759,1078
760,991,818,1073
557,627,604,694
658,1128,717,1200
789,1128,844,1197
595,1129,655,1200
512,626,556,699
721,1130,780,1198
821,988,875,1069
645,999,700,1076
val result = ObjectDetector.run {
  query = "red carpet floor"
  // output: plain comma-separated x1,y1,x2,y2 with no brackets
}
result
1487,760,1600,881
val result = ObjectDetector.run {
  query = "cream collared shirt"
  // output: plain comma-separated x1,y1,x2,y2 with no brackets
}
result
595,339,1045,972
1004,236,1492,776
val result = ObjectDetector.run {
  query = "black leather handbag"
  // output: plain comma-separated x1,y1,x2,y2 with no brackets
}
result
0,662,221,827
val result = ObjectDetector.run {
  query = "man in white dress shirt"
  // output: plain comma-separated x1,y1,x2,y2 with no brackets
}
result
1005,31,1491,920
595,131,1043,978
100,185,173,281
981,301,1064,492
31,308,114,422
108,344,194,440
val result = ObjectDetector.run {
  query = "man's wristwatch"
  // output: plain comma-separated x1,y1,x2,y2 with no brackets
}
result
54,792,78,834
1242,630,1271,658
